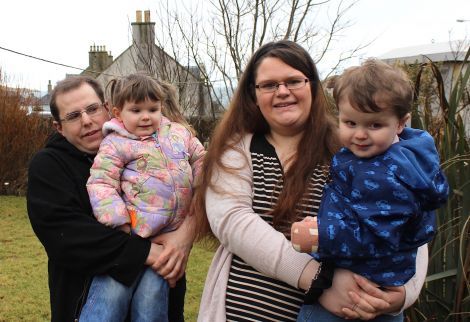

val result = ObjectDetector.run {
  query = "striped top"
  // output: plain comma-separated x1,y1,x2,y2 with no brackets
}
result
225,133,329,321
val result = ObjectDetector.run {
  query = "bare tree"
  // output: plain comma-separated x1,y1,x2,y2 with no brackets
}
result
124,14,207,119
151,0,367,115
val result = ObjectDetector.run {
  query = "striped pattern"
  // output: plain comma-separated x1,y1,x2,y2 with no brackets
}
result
225,134,328,321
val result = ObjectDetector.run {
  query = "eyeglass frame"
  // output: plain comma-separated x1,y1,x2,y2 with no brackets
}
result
255,78,310,93
59,102,107,123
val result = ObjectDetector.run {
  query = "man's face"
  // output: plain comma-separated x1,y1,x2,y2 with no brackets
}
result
53,83,110,154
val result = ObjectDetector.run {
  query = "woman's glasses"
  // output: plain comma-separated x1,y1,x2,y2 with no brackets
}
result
60,103,105,123
255,78,310,93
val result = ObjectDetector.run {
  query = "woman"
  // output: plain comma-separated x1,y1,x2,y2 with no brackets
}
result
193,40,427,321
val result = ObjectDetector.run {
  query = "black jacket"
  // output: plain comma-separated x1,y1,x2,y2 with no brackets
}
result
27,133,185,322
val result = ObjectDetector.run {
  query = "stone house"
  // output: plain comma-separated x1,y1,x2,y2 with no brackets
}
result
79,10,216,121
380,41,468,99
379,41,469,135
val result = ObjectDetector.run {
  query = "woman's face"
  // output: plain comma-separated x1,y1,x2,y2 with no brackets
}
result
254,57,312,137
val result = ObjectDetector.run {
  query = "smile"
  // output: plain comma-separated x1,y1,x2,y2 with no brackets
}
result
82,130,100,138
273,101,296,108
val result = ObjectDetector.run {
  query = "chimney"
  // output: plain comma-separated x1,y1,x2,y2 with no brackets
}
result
87,44,113,77
47,80,52,94
132,9,155,46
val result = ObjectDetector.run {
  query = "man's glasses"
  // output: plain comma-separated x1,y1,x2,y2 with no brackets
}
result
60,103,105,123
255,78,310,93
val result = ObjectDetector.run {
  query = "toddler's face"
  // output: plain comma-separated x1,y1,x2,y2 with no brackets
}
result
115,99,162,137
337,99,407,158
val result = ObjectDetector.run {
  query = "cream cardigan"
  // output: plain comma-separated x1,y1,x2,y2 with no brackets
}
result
197,133,427,321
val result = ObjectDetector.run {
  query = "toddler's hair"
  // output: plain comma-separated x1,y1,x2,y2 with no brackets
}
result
107,73,194,134
333,58,413,119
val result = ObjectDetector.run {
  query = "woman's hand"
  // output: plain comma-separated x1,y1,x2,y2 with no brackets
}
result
341,274,405,320
319,269,404,320
150,215,196,287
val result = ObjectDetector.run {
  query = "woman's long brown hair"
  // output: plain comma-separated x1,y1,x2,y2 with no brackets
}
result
193,40,340,240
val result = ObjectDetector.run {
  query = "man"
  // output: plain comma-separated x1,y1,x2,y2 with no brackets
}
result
27,76,189,322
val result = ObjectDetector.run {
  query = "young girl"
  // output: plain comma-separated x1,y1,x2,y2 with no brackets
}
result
82,73,205,322
291,59,448,320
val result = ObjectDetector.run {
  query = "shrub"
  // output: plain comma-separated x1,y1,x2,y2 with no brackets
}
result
0,70,53,195
189,115,219,146
404,49,470,322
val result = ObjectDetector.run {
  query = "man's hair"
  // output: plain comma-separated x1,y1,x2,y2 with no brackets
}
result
49,76,105,122
333,58,413,119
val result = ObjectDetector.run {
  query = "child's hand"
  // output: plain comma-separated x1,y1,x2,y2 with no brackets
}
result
117,224,131,234
291,216,319,253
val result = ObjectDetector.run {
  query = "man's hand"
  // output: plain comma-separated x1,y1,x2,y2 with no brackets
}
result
150,215,196,287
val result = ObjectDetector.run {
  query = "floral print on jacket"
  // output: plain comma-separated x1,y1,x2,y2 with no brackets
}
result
87,117,205,238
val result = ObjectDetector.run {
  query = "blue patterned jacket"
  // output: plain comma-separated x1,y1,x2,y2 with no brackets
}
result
314,128,449,286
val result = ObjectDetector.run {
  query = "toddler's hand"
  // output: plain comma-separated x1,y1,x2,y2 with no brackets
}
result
117,224,131,234
291,216,318,253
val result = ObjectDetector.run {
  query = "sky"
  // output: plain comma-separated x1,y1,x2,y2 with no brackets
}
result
0,0,469,93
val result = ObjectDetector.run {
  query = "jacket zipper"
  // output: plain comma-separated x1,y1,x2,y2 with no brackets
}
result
155,133,179,225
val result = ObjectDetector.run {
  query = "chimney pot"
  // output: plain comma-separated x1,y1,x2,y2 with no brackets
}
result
144,10,150,22
136,10,142,23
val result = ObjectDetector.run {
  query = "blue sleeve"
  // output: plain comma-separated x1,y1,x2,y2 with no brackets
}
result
316,163,435,259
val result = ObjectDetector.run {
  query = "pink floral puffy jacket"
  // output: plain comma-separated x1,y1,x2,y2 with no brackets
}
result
87,117,205,238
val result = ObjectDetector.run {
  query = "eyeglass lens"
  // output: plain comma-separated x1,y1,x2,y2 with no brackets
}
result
63,104,102,122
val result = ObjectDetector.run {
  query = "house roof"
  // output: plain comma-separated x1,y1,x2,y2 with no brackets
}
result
380,40,468,64
39,93,50,105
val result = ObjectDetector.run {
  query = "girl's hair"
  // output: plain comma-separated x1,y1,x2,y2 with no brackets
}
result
193,40,340,239
107,73,194,134
333,58,413,119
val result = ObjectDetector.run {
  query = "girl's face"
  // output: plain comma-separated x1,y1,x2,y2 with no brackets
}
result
338,98,409,158
254,57,312,137
114,98,162,137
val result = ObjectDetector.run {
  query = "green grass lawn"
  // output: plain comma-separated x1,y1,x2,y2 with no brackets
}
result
0,196,214,322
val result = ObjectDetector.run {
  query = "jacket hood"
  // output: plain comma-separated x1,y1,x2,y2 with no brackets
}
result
386,128,449,210
338,127,449,211
102,118,139,139
102,117,172,140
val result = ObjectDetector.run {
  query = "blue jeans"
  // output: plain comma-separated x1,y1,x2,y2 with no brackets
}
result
297,303,403,322
79,267,169,322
